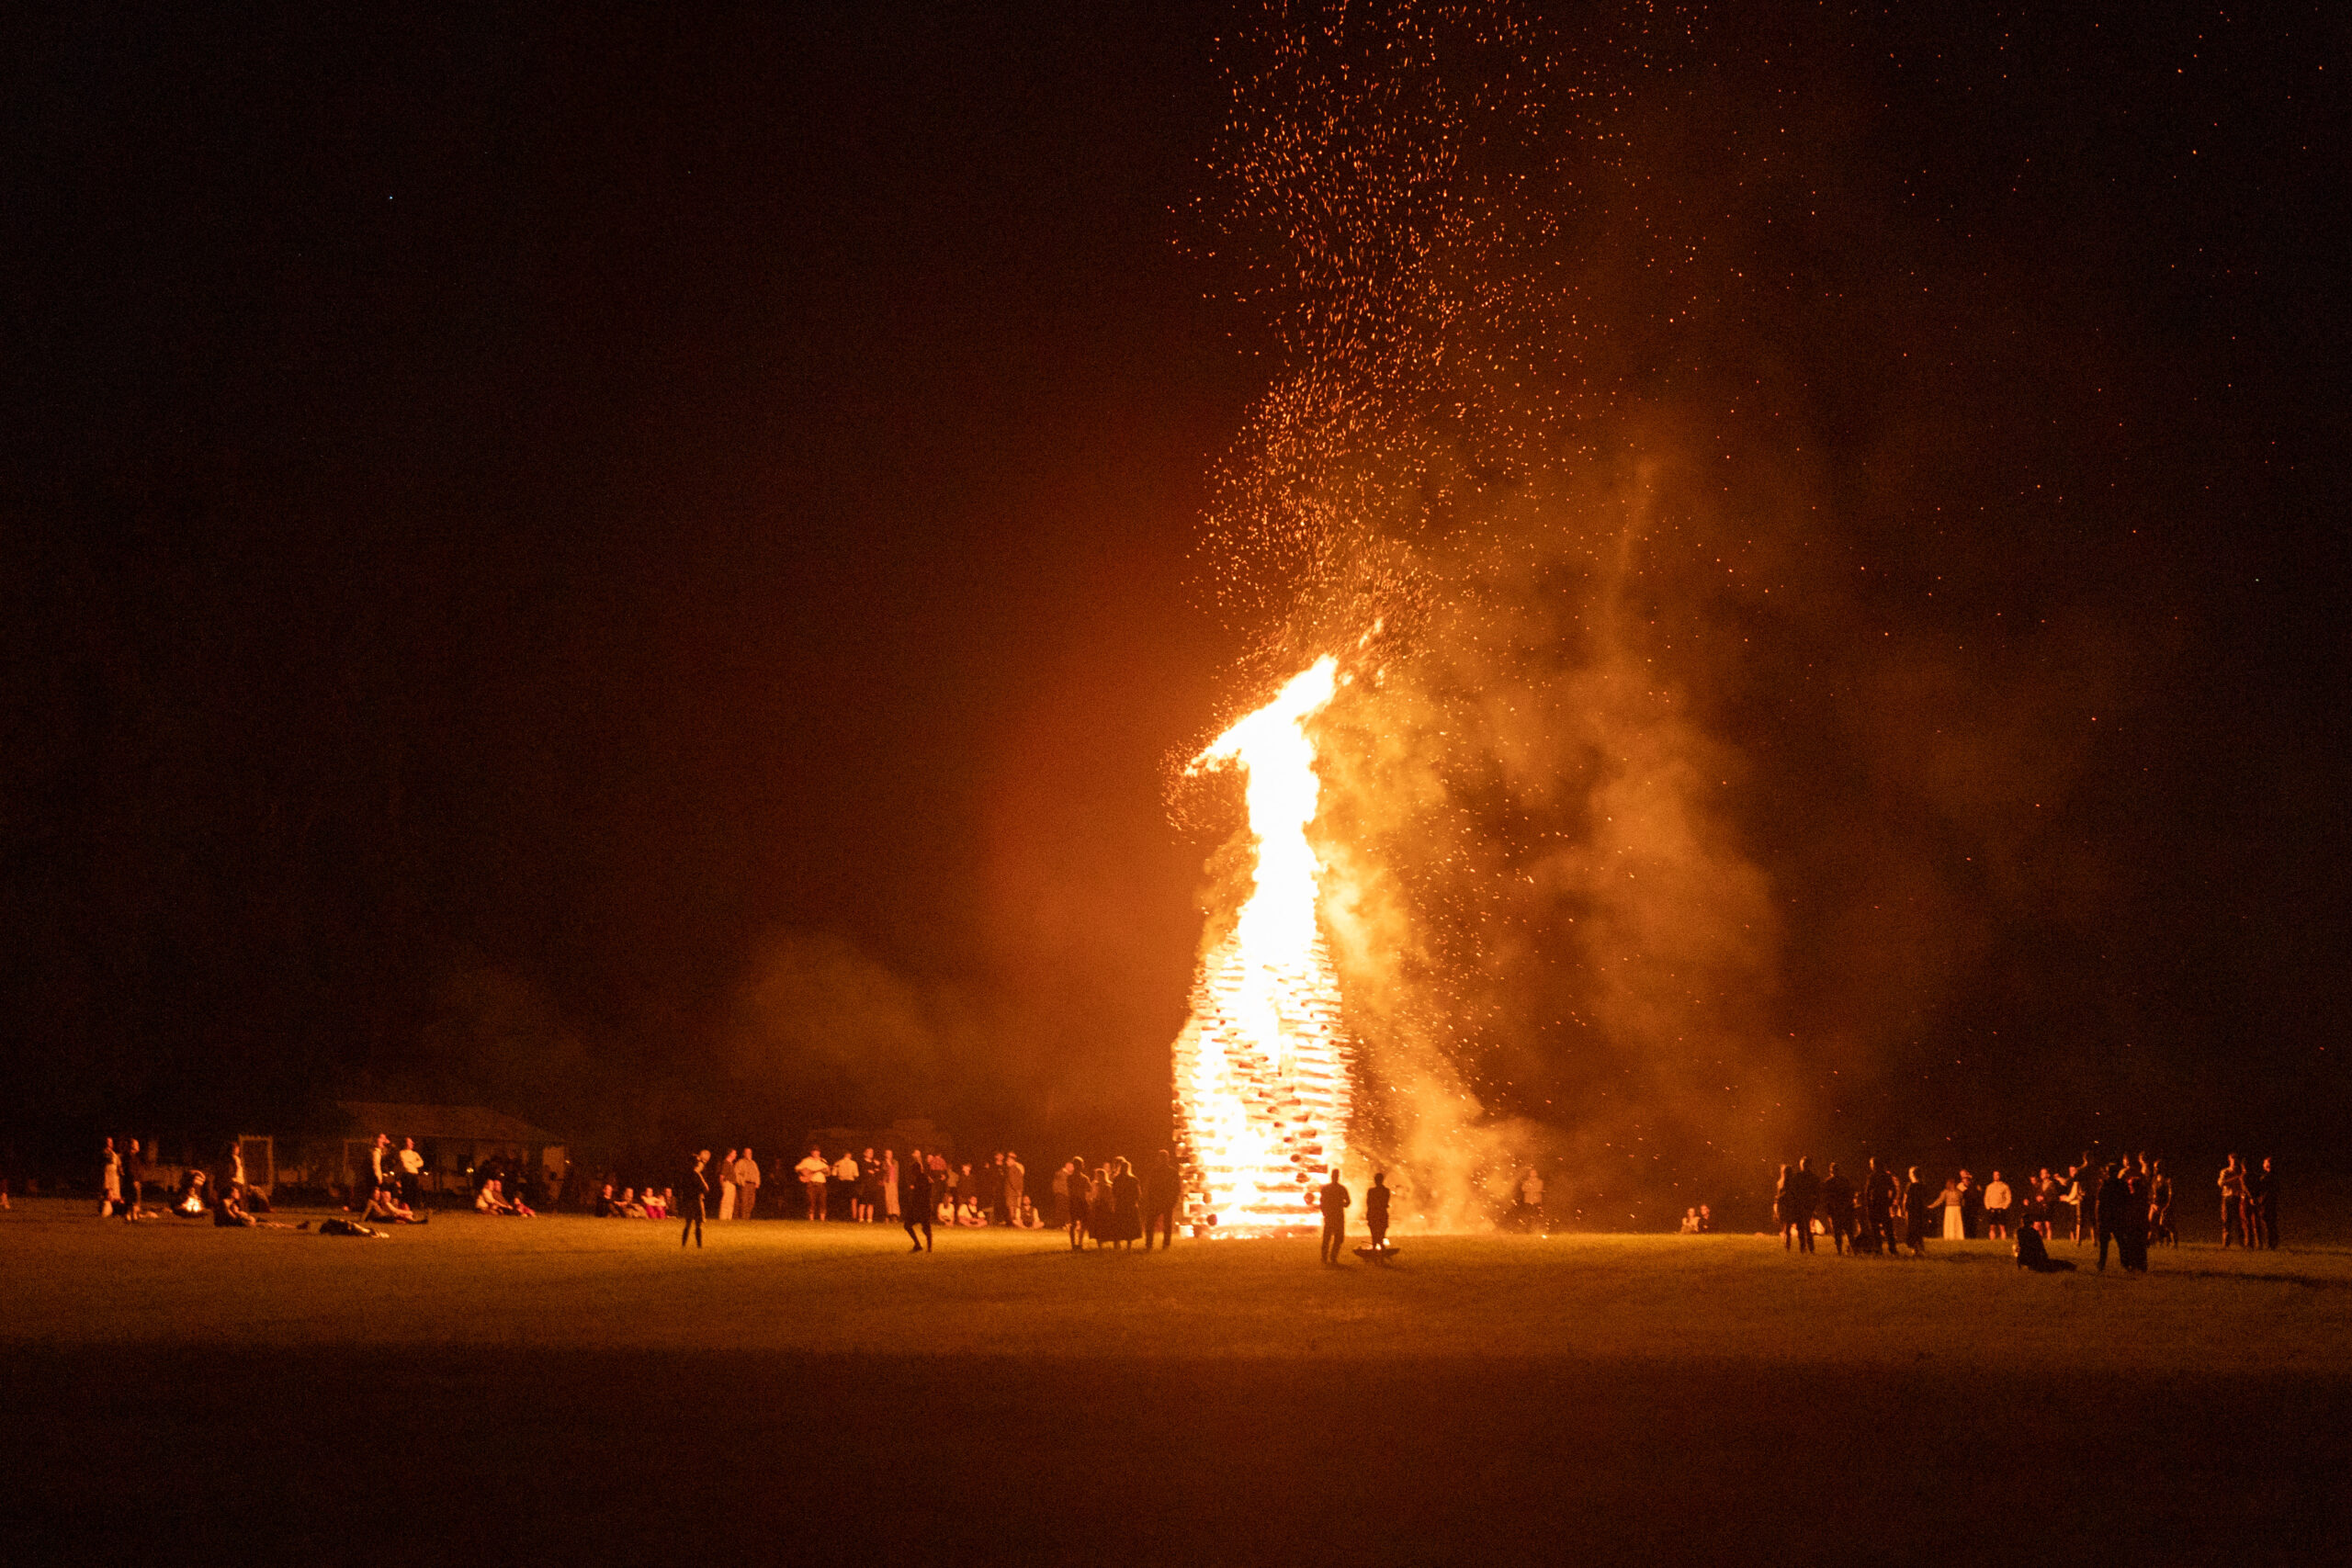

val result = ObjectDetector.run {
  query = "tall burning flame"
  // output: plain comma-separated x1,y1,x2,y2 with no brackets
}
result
1172,655,1352,1234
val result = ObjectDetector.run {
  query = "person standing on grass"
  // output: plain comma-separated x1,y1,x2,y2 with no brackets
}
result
1818,1163,1857,1256
2242,1156,2271,1249
2069,1155,2101,1246
2097,1160,2148,1273
716,1149,738,1221
983,1154,1008,1227
882,1149,901,1224
1984,1171,2013,1242
1903,1168,1934,1257
831,1148,858,1220
1316,1169,1351,1265
733,1147,760,1221
2120,1160,2151,1272
1062,1158,1088,1250
1958,1171,1983,1240
1110,1157,1143,1251
2255,1157,2278,1249
121,1139,151,1220
398,1138,425,1213
680,1150,710,1248
1861,1158,1896,1256
900,1148,933,1253
1004,1152,1025,1229
2149,1160,2176,1246
1143,1150,1181,1250
1365,1171,1392,1252
2217,1155,2246,1247
797,1146,829,1221
367,1134,392,1212
100,1137,122,1217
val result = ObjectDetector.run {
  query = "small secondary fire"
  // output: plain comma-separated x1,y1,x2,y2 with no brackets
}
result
1171,656,1352,1234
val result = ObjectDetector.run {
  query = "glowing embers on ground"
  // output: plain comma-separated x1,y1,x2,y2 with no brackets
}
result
1172,656,1352,1235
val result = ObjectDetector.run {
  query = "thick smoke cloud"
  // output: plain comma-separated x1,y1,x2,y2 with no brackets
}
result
1180,2,2194,1223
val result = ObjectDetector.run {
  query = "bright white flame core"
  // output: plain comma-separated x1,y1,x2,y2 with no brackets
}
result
1172,656,1351,1234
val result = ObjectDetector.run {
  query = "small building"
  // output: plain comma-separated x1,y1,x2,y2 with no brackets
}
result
316,1102,568,1196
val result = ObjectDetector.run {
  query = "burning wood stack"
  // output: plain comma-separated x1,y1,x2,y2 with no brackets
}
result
1169,657,1355,1235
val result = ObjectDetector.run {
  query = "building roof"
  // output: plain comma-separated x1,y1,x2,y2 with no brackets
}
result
335,1101,565,1145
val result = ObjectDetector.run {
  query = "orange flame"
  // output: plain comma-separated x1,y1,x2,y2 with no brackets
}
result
1173,656,1351,1234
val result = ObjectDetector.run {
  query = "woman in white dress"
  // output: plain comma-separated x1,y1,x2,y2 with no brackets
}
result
1939,1179,1966,1241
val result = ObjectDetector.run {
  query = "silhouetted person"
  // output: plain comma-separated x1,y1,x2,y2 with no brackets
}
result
901,1148,933,1253
1903,1168,1933,1257
1110,1157,1143,1250
2096,1162,2131,1271
1819,1164,1857,1255
680,1149,709,1248
2015,1224,2075,1272
1861,1159,1897,1256
2149,1160,2176,1246
1365,1171,1392,1251
1062,1157,1089,1250
2119,1160,2151,1272
1143,1150,1181,1249
1779,1157,1820,1253
124,1138,155,1220
1958,1170,1983,1240
2254,1157,2278,1249
1316,1169,1351,1264
2070,1154,2102,1246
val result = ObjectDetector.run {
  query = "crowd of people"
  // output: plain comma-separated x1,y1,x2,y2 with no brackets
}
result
659,1145,1193,1251
1765,1151,2284,1271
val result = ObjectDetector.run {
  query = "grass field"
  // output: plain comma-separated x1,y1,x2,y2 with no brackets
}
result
6,1201,2347,1565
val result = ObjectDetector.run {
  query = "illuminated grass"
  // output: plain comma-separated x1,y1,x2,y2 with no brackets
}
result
6,1200,2346,1374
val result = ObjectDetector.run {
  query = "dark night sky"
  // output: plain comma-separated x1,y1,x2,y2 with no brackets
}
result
3,4,2346,1179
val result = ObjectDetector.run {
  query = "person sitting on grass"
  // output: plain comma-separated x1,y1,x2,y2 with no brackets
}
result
212,1185,295,1229
477,1177,535,1216
594,1183,619,1217
643,1188,668,1221
2015,1224,2075,1272
366,1184,420,1224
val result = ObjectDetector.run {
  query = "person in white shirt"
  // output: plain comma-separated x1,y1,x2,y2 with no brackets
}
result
796,1147,831,1222
733,1148,761,1221
1983,1171,2015,1240
397,1137,425,1210
831,1149,859,1222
